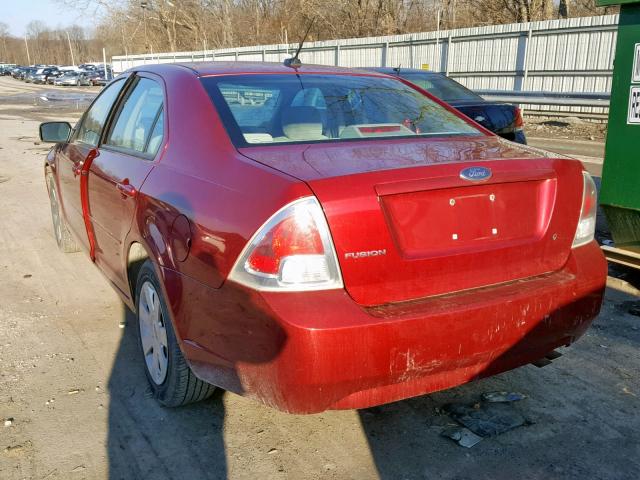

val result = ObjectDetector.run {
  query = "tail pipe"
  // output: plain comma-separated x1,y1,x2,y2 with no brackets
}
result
531,349,563,368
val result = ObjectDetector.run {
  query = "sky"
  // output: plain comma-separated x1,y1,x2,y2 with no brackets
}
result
2,0,98,36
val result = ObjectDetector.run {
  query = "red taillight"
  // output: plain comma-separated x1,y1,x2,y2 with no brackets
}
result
514,107,524,130
572,172,598,248
230,197,343,291
246,211,324,275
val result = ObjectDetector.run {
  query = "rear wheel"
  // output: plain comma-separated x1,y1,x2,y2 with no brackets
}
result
46,171,79,253
135,260,216,407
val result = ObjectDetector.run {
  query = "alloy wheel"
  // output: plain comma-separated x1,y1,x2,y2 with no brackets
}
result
138,281,169,385
48,178,63,245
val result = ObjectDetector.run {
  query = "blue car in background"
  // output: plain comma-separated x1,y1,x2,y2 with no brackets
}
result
370,68,527,144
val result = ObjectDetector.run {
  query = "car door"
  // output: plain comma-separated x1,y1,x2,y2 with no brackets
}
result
55,78,128,252
87,74,165,295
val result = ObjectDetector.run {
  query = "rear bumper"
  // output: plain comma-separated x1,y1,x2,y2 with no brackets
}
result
171,241,606,413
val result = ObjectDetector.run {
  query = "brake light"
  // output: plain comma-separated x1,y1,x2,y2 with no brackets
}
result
229,197,343,291
572,172,598,248
514,107,524,130
358,125,402,134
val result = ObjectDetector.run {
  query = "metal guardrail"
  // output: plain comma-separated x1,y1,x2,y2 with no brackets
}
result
474,90,611,108
601,245,640,270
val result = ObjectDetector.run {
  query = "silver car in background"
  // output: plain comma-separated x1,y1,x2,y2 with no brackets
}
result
32,67,60,84
53,71,91,87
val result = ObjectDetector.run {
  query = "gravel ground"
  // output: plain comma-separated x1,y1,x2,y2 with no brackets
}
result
0,76,639,480
527,117,607,142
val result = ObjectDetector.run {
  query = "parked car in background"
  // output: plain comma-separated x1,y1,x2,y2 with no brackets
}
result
82,70,100,84
369,68,527,144
78,63,97,71
0,64,17,75
26,67,39,81
48,66,79,84
23,68,39,83
39,62,604,414
90,68,114,86
53,71,92,86
18,67,33,80
47,71,64,85
12,67,26,79
32,67,60,84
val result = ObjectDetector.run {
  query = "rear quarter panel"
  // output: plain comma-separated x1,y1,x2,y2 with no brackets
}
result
126,67,310,338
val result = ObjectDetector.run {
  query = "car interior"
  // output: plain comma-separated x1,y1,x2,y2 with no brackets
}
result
213,75,479,145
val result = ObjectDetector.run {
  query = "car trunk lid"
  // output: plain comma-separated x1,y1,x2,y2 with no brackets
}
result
239,137,583,306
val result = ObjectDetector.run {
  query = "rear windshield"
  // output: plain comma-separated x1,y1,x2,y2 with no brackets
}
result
397,73,483,103
200,74,481,146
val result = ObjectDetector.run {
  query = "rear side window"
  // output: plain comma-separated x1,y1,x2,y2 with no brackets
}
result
145,109,164,155
75,78,125,147
105,77,164,157
201,74,481,146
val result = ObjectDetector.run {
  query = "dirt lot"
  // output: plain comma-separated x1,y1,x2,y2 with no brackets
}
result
0,75,639,480
527,117,607,142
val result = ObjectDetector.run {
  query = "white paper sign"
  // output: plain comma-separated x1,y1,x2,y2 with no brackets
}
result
629,87,640,124
634,43,640,83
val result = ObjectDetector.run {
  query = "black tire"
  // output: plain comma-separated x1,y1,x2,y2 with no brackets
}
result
46,171,79,253
135,260,216,407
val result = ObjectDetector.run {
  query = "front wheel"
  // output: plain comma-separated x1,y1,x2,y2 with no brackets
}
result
135,260,216,407
46,171,79,253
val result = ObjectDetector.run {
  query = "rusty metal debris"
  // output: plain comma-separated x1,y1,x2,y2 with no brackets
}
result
441,393,531,446
444,402,529,437
441,426,483,448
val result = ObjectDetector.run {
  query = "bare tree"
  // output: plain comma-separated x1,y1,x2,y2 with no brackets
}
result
0,0,617,64
0,22,10,62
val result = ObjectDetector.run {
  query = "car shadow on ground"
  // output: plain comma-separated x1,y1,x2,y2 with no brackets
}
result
107,306,228,480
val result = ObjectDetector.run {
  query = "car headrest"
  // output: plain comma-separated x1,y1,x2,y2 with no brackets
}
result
281,106,324,140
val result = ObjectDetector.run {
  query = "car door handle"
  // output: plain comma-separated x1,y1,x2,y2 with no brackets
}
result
116,181,137,198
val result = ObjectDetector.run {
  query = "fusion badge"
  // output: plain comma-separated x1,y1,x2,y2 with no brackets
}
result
345,249,387,260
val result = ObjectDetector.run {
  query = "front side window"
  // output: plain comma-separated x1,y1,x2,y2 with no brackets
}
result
201,74,482,146
75,78,125,147
105,77,164,157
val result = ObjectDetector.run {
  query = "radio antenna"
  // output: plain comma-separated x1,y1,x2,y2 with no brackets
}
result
284,19,315,69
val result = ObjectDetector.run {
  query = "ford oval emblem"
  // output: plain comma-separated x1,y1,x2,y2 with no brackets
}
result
460,166,492,182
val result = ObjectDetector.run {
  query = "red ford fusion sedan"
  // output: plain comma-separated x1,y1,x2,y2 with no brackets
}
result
39,62,606,413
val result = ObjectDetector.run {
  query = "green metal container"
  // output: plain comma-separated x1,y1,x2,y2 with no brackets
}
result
598,0,640,250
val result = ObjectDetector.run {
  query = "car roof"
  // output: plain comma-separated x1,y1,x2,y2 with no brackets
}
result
131,61,393,78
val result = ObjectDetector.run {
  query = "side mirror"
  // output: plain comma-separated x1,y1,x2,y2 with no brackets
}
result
39,122,72,143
